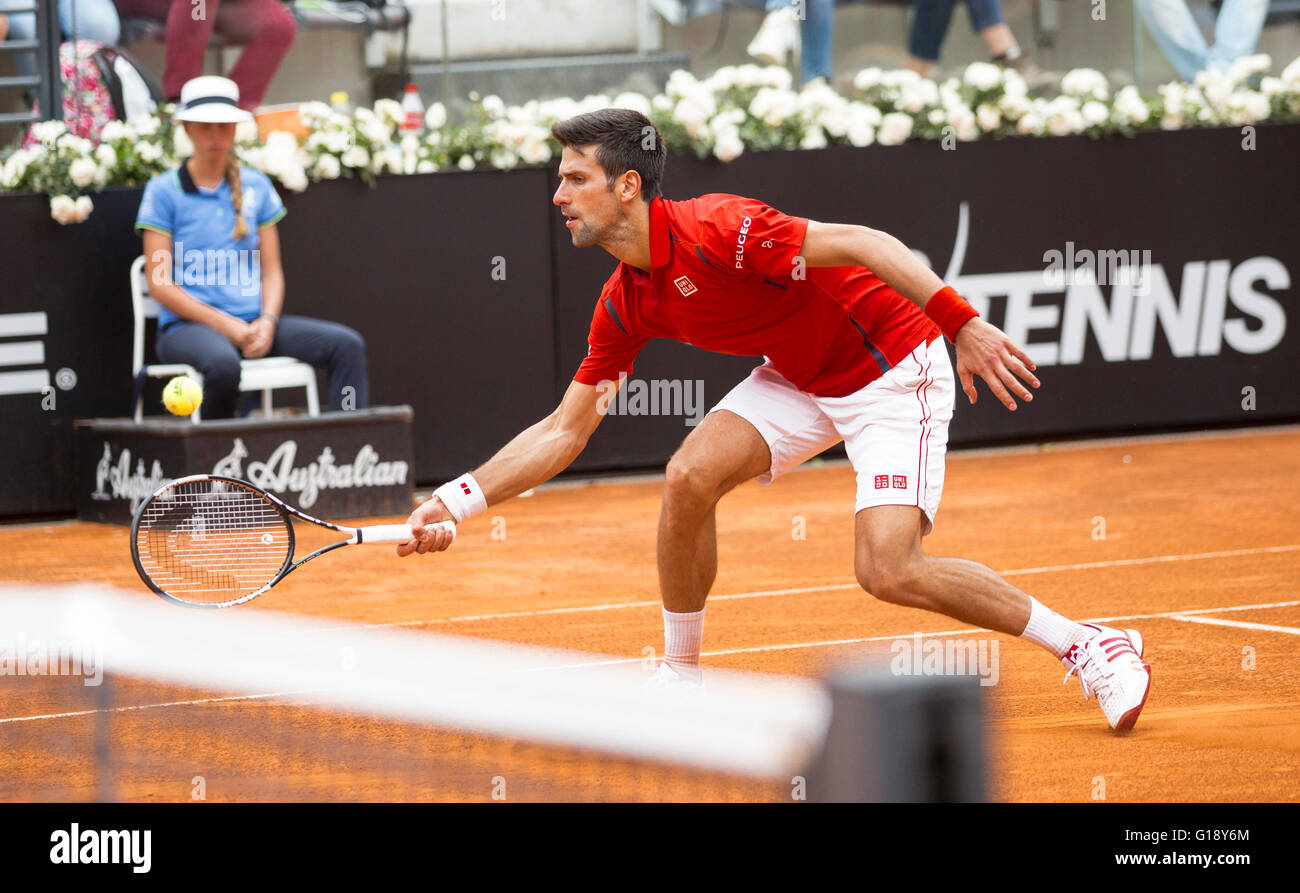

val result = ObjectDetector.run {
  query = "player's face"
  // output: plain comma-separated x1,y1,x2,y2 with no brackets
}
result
553,146,623,248
184,121,237,165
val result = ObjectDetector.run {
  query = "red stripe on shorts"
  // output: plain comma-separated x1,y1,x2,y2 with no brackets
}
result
914,346,933,512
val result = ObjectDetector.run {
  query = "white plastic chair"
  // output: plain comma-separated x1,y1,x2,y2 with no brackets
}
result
130,255,321,423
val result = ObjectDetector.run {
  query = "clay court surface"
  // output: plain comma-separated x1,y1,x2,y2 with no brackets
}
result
2,425,1299,802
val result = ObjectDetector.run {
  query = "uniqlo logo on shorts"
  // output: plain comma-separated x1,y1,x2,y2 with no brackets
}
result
892,475,907,489
874,475,889,490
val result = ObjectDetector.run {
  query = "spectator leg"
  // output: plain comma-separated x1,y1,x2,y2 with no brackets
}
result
1136,0,1209,82
215,0,297,110
114,0,218,100
1207,0,1268,72
908,0,962,74
800,0,833,84
270,316,369,412
156,321,244,420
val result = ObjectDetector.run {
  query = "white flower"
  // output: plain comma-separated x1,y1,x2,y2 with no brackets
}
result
1002,69,1028,99
1017,110,1045,135
50,194,77,224
482,94,506,118
899,79,939,113
424,101,447,131
1261,76,1285,97
611,92,652,117
673,96,714,137
30,120,67,145
136,141,163,164
976,103,1001,132
323,129,350,154
341,146,370,168
489,147,518,170
519,135,552,165
666,69,700,100
712,128,744,162
68,156,98,189
963,62,1003,92
1046,107,1084,136
853,67,884,92
927,108,947,127
1112,85,1149,125
800,126,828,150
416,160,437,174
1060,68,1110,101
458,154,476,171
846,118,875,148
1082,100,1110,127
1195,68,1233,107
878,112,913,146
94,143,116,167
1281,55,1300,89
74,195,93,221
278,167,308,193
749,87,798,128
313,153,341,180
98,120,131,144
133,115,161,137
998,92,1030,120
235,120,259,145
947,105,978,141
298,101,333,126
1226,53,1271,85
374,98,404,129
357,115,392,146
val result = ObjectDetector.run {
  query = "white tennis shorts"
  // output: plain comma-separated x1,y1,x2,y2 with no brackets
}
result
708,336,956,535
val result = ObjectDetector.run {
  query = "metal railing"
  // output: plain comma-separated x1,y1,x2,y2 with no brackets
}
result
0,0,62,125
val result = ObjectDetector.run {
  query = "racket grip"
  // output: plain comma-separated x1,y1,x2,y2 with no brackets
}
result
358,521,457,544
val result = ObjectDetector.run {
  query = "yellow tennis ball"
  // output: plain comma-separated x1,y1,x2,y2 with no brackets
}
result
162,375,203,416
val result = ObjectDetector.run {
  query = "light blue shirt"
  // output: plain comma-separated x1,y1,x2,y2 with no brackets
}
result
135,163,288,329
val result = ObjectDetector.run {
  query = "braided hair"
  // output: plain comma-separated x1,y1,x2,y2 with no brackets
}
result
225,154,249,241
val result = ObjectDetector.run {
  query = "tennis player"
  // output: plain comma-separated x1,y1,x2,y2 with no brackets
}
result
401,109,1152,731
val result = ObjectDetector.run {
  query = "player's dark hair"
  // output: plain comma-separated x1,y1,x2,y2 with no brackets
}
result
550,109,666,203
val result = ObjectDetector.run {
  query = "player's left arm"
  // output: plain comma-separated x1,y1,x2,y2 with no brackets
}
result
799,220,1040,412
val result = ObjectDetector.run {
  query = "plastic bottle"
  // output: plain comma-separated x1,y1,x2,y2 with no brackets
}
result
400,83,425,136
330,91,352,117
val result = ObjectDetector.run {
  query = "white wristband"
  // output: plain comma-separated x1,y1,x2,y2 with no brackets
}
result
433,472,488,523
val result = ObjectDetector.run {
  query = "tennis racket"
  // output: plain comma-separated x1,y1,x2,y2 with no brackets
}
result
130,474,455,608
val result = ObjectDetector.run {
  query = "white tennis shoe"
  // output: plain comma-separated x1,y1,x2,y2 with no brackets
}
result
1061,624,1151,731
644,661,704,694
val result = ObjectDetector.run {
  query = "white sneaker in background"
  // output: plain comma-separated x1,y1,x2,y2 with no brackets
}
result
747,7,800,68
644,661,704,696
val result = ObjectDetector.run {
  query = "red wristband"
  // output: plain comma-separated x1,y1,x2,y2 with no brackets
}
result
925,285,978,342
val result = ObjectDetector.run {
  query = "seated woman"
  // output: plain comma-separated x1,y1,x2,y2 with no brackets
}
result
135,75,368,419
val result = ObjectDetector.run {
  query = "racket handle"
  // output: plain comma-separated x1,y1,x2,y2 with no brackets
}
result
357,521,457,544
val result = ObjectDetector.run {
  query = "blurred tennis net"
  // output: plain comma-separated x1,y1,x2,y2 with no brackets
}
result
0,585,837,803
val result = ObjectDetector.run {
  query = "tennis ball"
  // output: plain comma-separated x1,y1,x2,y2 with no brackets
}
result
162,375,203,416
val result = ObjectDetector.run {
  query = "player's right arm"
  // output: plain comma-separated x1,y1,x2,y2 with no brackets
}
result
397,377,615,556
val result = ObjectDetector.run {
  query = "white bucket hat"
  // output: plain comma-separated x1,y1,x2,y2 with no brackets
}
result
174,76,255,123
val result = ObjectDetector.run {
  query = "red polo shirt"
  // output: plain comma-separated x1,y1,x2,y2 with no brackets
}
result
573,194,939,397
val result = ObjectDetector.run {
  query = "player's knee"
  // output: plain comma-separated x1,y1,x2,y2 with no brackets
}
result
855,556,920,605
202,357,241,393
663,457,720,513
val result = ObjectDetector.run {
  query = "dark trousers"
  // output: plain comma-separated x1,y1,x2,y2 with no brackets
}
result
156,315,369,419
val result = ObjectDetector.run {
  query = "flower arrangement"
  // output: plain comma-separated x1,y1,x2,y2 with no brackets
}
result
3,55,1298,224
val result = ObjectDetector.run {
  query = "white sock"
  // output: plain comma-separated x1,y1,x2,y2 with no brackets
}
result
1020,597,1090,659
662,606,705,682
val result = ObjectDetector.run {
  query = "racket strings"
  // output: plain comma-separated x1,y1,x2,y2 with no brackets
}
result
134,480,292,606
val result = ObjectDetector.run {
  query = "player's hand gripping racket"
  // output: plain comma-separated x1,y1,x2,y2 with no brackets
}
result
130,474,456,608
